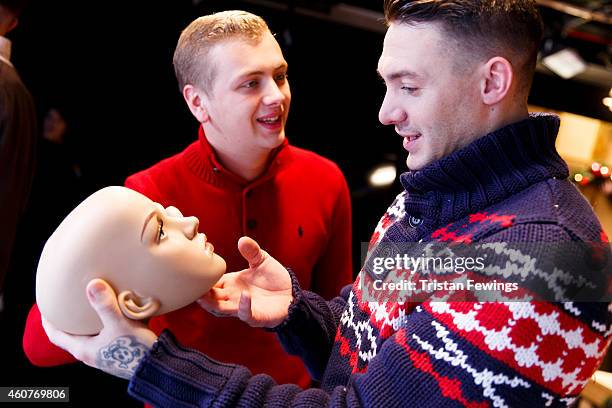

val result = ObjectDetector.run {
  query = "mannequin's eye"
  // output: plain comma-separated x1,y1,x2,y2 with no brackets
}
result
157,220,166,242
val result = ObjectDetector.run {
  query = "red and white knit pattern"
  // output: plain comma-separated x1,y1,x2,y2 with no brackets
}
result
334,196,611,406
368,191,406,250
425,302,611,395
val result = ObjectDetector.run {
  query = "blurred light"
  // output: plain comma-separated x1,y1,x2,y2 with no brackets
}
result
592,162,601,172
601,166,610,176
574,174,583,182
604,97,612,112
368,164,397,187
541,48,587,79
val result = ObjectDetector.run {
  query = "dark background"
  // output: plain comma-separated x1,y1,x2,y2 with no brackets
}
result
1,0,611,405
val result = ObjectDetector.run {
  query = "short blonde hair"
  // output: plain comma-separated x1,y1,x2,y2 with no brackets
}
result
173,10,269,92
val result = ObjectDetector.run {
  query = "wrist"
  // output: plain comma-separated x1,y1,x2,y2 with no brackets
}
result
95,334,155,380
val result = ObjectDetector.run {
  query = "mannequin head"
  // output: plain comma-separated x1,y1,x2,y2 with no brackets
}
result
36,186,226,335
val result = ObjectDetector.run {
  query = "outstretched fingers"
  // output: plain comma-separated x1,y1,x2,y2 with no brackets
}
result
237,291,254,324
198,297,239,317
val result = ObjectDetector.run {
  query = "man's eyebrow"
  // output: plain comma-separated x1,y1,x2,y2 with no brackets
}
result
377,69,420,81
236,63,289,78
141,210,156,242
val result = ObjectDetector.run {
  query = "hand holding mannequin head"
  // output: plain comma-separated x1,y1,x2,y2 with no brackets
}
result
36,186,226,335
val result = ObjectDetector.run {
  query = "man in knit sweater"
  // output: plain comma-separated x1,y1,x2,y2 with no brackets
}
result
23,11,352,388
43,1,611,407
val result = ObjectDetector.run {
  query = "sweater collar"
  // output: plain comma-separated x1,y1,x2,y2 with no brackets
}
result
399,113,568,226
184,125,291,188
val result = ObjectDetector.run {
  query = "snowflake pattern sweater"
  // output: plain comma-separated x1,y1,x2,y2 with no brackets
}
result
128,114,612,407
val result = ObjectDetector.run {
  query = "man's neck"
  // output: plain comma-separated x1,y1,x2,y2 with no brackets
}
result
206,136,272,182
479,103,530,141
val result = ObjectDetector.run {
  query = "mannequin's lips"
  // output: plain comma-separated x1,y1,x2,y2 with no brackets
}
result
196,233,213,253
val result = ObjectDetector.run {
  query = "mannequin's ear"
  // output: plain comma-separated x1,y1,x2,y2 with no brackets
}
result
117,290,160,320
182,84,210,123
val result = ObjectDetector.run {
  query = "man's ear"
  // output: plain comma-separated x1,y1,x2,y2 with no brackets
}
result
182,84,210,123
117,290,160,320
480,56,513,105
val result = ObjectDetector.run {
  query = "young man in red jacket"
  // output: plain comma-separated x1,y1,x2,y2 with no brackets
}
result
23,10,352,388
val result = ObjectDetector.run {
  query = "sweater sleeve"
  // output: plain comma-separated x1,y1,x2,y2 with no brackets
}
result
273,269,352,380
22,303,77,366
309,172,353,300
128,300,610,408
128,330,356,407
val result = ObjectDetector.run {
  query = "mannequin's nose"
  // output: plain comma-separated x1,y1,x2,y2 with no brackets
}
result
165,206,183,218
173,216,199,239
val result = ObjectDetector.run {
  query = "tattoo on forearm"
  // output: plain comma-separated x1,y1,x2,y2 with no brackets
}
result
95,336,150,380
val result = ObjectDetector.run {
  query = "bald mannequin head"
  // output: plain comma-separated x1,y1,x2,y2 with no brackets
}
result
36,186,226,335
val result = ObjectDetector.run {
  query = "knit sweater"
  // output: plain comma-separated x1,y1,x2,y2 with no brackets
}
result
23,128,353,388
128,114,611,407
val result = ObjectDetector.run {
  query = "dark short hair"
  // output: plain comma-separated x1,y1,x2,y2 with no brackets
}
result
383,0,543,94
0,0,27,16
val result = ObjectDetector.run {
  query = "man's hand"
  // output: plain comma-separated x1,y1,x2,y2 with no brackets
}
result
198,236,293,328
41,279,158,380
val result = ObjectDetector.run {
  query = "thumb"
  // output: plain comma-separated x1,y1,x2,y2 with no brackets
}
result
238,236,266,268
85,279,122,327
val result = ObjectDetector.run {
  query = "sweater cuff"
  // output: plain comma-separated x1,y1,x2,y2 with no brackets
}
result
128,330,237,407
270,267,304,332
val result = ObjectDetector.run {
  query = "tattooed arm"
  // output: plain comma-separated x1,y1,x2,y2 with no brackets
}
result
42,279,158,380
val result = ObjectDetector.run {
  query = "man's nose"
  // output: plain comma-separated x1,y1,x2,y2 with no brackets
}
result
262,81,285,106
379,94,407,125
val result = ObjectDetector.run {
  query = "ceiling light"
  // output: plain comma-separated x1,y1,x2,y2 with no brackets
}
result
368,164,396,187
